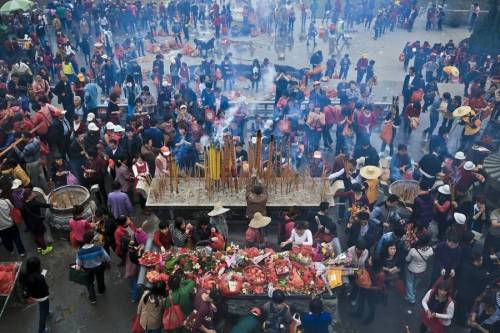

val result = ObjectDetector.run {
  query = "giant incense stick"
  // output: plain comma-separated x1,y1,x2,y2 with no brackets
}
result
266,136,274,188
255,130,262,177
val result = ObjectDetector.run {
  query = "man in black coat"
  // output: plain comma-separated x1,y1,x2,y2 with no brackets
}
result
47,109,70,158
152,54,165,80
120,128,142,164
52,74,75,120
402,66,419,107
417,147,442,188
105,139,126,163
454,251,489,326
353,137,380,167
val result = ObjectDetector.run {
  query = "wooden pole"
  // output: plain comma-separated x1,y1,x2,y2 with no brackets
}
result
0,123,43,158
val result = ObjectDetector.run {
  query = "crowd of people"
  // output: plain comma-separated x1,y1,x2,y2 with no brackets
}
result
0,0,499,333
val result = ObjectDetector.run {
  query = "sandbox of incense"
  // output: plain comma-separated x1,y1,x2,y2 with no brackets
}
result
147,132,330,208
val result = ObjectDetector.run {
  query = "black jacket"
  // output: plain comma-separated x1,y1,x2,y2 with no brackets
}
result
47,118,65,154
22,199,50,234
353,145,380,167
402,74,421,97
21,273,49,299
456,262,488,301
119,135,142,162
53,80,74,116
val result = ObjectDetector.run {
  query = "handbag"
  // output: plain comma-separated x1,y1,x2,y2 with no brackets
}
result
409,116,420,130
68,264,89,285
10,207,22,225
163,295,185,330
184,310,199,333
342,124,352,137
66,172,78,185
356,269,372,288
131,314,144,333
379,121,393,145
39,141,49,156
394,278,406,295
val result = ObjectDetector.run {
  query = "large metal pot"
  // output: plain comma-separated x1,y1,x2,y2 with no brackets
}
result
389,180,420,204
43,185,96,231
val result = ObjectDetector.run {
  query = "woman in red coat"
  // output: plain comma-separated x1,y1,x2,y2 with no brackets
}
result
114,215,137,264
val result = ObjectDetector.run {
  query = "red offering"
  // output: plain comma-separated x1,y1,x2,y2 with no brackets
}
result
243,247,260,258
288,269,305,289
138,251,161,267
274,259,291,276
291,246,314,258
200,271,218,290
218,272,243,296
0,263,17,295
243,265,266,285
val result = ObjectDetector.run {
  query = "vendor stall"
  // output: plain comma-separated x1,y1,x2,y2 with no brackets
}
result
137,243,355,300
0,262,22,318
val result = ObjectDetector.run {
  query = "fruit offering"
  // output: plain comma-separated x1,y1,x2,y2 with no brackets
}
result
139,251,162,267
243,265,266,285
0,262,18,295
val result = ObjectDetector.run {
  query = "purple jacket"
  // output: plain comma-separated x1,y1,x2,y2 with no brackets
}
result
411,193,434,227
107,191,133,219
433,241,462,271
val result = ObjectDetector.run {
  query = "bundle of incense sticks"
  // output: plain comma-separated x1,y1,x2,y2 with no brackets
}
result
167,154,174,192
255,130,262,177
265,136,274,188
230,138,238,192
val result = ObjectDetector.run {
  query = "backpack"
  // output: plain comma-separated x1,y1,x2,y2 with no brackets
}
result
263,304,288,333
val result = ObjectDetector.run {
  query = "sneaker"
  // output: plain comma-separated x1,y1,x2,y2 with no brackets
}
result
41,246,54,255
19,252,26,257
90,300,97,304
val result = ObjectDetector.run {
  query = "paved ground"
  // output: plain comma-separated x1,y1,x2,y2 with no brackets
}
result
0,14,474,333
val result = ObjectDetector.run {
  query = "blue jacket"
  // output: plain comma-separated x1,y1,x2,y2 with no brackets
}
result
84,83,98,111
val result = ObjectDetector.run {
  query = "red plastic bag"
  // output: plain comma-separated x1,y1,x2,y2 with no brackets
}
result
163,295,185,330
379,121,393,145
39,141,49,156
394,278,406,295
356,269,372,288
10,208,22,225
209,231,224,251
131,314,144,333
420,311,446,333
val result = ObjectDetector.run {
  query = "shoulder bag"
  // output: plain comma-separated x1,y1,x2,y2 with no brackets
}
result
68,264,89,285
163,294,185,330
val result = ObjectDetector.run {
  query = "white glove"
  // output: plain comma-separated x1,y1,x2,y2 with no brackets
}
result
267,283,275,298
440,269,446,276
292,313,302,326
356,156,366,168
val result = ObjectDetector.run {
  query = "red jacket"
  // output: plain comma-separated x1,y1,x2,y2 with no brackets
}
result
114,224,137,256
323,105,339,125
404,103,421,118
153,230,172,250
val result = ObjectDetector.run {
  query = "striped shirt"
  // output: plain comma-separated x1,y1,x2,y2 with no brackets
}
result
76,244,111,269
